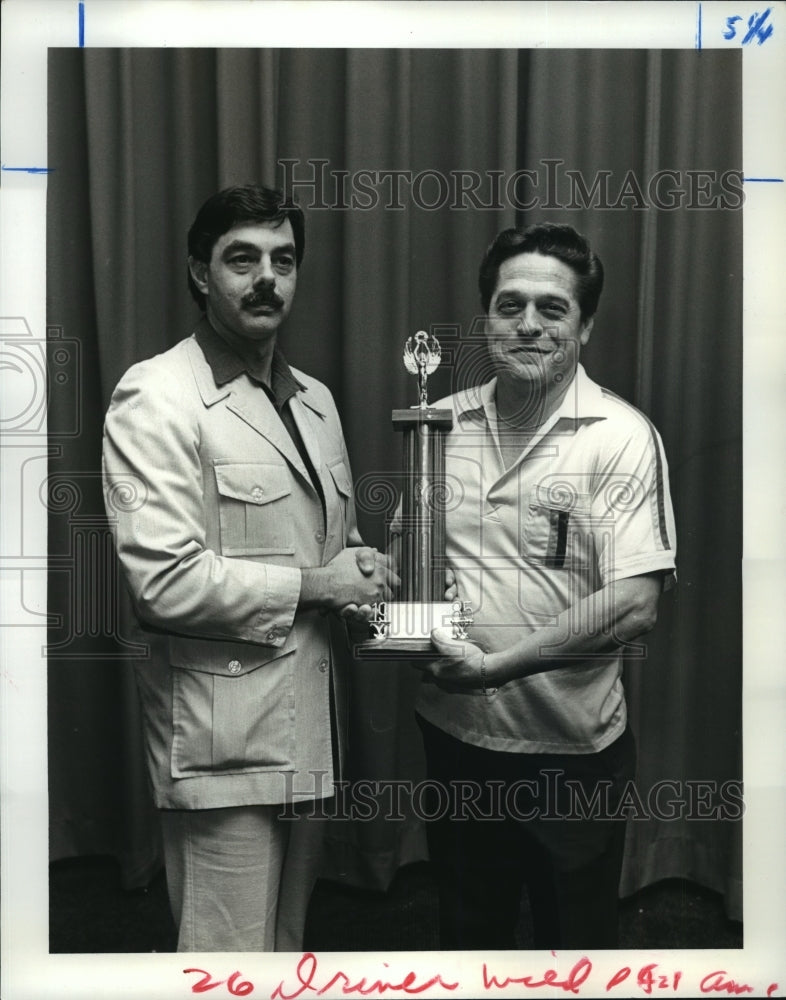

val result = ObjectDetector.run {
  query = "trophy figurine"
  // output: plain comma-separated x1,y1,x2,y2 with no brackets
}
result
357,331,473,657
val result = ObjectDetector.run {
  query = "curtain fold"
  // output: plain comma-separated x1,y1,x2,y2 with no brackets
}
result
47,47,742,921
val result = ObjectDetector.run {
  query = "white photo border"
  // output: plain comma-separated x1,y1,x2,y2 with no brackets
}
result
1,1,784,997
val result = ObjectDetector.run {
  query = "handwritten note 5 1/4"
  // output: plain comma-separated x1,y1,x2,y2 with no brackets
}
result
722,7,774,45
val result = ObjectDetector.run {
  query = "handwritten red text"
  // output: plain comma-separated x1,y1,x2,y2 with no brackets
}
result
482,957,592,993
271,952,459,998
700,971,755,995
185,968,254,996
607,964,682,994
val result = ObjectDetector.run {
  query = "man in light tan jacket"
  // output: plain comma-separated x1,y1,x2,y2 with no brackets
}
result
102,184,397,952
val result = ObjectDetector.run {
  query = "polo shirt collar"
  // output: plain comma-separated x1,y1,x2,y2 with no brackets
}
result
551,364,607,423
455,364,606,428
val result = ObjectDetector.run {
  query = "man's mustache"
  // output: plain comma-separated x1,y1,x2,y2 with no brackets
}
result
242,289,285,310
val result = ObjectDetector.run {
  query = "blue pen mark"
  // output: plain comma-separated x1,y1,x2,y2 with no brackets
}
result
1,164,53,174
724,8,773,44
79,2,85,47
724,15,743,39
742,8,773,44
696,3,702,50
743,176,784,182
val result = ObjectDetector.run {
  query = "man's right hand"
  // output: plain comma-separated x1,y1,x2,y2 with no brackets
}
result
299,547,400,614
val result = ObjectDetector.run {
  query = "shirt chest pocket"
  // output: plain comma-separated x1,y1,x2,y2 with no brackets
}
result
520,486,593,568
214,462,295,557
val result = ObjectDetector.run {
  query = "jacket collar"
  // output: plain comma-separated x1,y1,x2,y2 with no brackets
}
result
194,315,305,403
186,319,324,418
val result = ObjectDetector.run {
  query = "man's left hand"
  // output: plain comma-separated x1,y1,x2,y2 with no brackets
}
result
413,626,487,691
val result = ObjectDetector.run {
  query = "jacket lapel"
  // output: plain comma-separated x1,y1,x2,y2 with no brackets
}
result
186,335,323,495
289,393,324,484
226,384,313,487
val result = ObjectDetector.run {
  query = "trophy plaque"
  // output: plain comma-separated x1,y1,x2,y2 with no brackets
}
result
356,331,473,658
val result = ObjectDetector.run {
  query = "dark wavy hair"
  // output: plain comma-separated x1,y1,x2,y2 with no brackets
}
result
187,185,305,310
478,222,604,321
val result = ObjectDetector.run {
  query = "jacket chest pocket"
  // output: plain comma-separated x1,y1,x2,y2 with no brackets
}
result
214,462,295,556
521,486,593,568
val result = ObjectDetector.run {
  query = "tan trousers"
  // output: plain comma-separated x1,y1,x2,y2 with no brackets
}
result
160,802,326,952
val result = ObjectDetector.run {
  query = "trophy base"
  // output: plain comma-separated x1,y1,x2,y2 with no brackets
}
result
354,602,464,660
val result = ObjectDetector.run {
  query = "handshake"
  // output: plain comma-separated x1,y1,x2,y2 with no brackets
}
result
299,546,400,623
299,546,458,626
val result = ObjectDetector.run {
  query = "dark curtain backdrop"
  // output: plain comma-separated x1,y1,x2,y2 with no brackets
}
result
47,48,742,920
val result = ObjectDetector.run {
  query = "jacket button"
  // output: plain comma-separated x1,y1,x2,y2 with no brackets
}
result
318,658,329,672
227,659,242,674
251,486,264,501
266,627,281,642
315,529,325,543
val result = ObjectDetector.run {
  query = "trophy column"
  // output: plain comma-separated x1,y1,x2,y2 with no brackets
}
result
356,332,473,658
393,408,453,603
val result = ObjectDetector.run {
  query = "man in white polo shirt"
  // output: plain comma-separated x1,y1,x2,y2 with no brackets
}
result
412,222,676,950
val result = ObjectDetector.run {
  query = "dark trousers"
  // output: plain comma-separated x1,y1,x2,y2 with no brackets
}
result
417,714,636,951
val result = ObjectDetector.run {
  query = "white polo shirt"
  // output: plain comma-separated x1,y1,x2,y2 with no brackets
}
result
415,364,677,754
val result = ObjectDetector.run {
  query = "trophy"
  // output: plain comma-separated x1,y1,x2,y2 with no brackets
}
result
356,331,473,657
